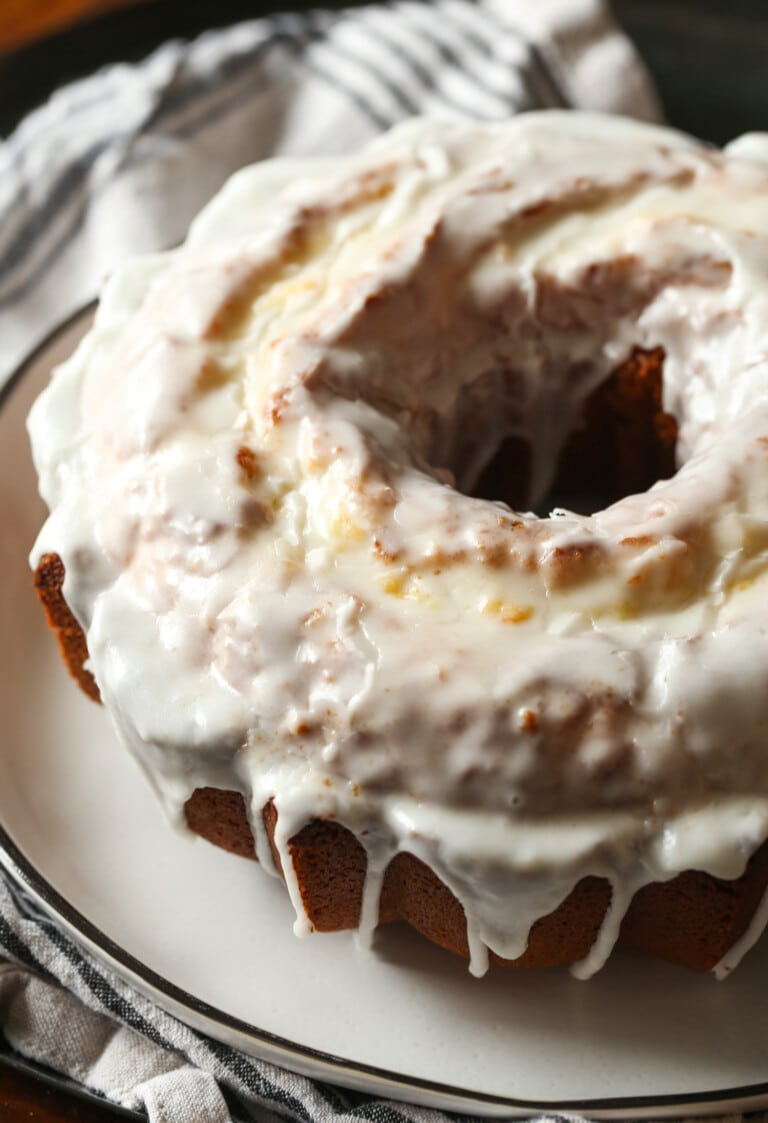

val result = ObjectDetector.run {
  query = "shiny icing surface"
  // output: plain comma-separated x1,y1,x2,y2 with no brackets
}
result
27,112,768,976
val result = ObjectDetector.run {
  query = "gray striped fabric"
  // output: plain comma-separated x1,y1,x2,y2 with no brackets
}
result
0,3,662,1120
0,0,660,385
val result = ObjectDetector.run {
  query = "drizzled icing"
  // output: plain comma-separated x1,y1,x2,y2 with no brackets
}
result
27,112,768,977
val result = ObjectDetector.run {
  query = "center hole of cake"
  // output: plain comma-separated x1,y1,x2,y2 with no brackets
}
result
470,347,679,516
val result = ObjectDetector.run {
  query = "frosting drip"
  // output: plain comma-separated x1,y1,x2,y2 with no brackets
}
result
28,113,768,975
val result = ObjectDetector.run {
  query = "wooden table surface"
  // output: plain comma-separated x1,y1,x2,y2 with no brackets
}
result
0,0,135,53
0,1043,138,1121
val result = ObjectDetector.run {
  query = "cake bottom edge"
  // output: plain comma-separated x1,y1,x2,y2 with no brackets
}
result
184,786,768,974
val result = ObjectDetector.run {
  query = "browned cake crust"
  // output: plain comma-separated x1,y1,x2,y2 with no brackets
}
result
31,350,768,973
34,553,100,702
185,786,768,972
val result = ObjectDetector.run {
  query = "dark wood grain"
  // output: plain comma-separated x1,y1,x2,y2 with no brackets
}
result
0,1063,114,1120
0,1049,142,1121
0,0,138,53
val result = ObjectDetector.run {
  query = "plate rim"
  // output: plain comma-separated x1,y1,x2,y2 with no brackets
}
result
3,306,768,1118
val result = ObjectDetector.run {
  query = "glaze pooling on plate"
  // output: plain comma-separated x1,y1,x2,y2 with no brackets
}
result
27,112,768,977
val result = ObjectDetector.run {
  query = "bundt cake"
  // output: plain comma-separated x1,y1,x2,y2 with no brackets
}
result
28,112,768,978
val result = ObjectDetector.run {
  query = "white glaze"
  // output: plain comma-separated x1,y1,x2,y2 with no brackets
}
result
27,113,768,976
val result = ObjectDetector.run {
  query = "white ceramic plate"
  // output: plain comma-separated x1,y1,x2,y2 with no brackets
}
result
3,309,768,1120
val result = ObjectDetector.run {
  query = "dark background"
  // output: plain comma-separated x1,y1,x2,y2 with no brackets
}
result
0,0,766,142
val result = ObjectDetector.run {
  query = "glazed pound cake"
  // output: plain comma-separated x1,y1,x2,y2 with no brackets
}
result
29,112,768,978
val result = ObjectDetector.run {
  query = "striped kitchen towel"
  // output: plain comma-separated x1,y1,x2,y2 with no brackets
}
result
0,2,661,1121
0,0,660,386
